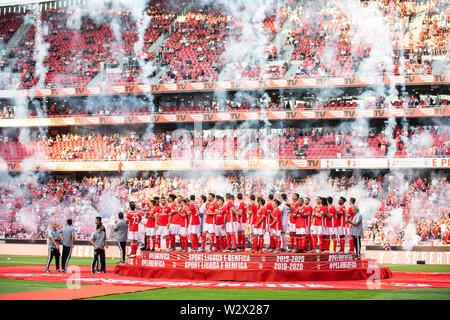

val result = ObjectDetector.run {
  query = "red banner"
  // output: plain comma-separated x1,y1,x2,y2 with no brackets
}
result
12,74,446,98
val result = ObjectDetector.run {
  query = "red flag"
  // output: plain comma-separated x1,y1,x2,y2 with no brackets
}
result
118,161,123,173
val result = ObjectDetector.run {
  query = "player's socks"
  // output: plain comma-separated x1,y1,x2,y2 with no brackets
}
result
131,243,138,255
349,237,354,252
318,235,324,251
222,236,227,251
147,238,151,250
290,235,295,250
300,236,305,251
227,234,232,249
165,237,170,250
312,234,318,251
210,234,215,250
252,237,258,252
258,237,264,252
231,234,237,249
156,236,161,249
295,237,300,250
190,234,196,249
333,238,338,252
202,234,207,249
339,237,345,252
276,238,281,250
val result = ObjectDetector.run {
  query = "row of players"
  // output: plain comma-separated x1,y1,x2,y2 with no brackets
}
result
122,192,360,258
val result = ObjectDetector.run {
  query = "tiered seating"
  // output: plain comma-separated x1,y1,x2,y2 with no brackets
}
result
0,13,23,43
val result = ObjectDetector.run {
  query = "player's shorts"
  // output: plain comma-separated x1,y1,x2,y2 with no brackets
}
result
288,222,296,233
145,227,156,237
128,231,139,241
322,226,330,235
281,221,288,233
333,226,343,236
156,226,169,236
188,224,201,235
310,225,323,235
169,224,181,235
271,228,281,237
343,227,351,236
253,227,265,236
214,225,226,237
248,224,254,234
296,227,306,235
226,222,239,233
203,223,215,234
179,226,187,236
306,226,311,235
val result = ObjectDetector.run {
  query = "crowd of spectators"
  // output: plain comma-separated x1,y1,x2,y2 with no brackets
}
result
0,173,448,246
0,123,448,162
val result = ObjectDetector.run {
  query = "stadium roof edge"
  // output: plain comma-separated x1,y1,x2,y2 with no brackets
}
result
0,0,85,9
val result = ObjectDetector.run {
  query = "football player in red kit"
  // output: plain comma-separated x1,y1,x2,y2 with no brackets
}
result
178,199,189,252
214,196,227,252
295,198,308,253
336,196,347,253
236,193,248,251
325,197,337,253
252,197,267,253
269,199,283,253
346,197,356,253
156,196,171,252
289,193,300,252
126,201,141,257
167,194,180,252
201,193,218,252
144,199,158,251
187,195,201,252
248,194,258,250
311,197,325,252
225,193,238,252
303,197,313,252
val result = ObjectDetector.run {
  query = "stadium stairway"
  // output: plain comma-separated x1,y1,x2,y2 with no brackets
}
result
405,2,428,44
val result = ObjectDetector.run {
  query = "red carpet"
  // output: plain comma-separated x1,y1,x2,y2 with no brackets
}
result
0,284,157,300
0,265,449,292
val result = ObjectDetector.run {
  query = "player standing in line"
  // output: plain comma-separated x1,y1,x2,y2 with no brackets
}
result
167,194,180,252
156,196,170,252
336,196,347,253
269,199,282,253
236,193,248,251
178,199,189,252
145,200,158,251
295,198,308,253
201,193,218,252
188,195,201,252
266,194,275,252
279,194,290,252
289,193,300,252
326,197,337,253
346,197,356,253
225,193,238,252
45,221,61,273
140,201,150,252
252,197,267,253
215,196,227,252
248,194,258,251
311,197,324,253
126,201,141,258
198,195,207,250
320,197,330,252
303,197,313,252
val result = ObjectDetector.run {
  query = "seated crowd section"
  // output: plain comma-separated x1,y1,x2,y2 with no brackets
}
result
0,124,448,162
0,0,446,89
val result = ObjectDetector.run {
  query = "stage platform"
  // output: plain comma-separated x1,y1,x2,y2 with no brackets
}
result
114,251,392,282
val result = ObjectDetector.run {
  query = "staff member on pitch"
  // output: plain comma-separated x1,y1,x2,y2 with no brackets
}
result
60,219,75,273
45,221,61,273
90,217,107,274
347,205,363,260
114,212,128,264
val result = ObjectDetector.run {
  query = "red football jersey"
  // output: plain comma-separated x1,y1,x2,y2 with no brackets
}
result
157,204,171,226
249,202,258,224
215,206,226,226
145,207,157,228
304,205,313,227
179,208,188,227
238,201,247,223
295,205,306,228
254,206,267,229
169,202,181,224
205,201,218,224
225,200,236,223
321,205,328,227
127,210,141,232
272,207,282,230
337,205,346,227
189,203,200,226
312,205,323,226
327,205,336,228
346,206,354,228
290,201,300,224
